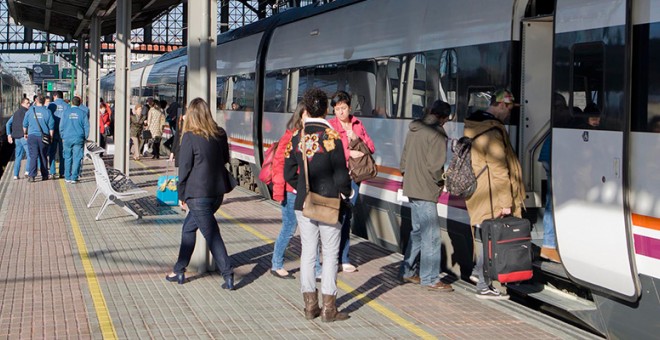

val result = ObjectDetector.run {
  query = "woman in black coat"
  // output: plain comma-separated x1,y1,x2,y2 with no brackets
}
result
284,88,352,322
165,97,235,290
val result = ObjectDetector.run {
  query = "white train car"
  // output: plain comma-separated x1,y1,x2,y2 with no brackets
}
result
101,0,660,337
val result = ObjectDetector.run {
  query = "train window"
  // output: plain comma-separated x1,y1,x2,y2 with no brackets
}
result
439,49,458,108
632,23,660,132
387,57,402,117
467,87,494,116
298,64,339,102
340,60,376,117
217,77,227,109
387,54,427,119
568,43,604,129
229,73,256,111
155,84,176,105
264,71,287,113
374,59,390,118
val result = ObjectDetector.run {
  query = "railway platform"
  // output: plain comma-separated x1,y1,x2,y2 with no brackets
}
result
0,157,598,339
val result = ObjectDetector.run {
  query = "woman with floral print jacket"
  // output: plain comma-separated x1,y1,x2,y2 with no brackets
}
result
284,88,352,322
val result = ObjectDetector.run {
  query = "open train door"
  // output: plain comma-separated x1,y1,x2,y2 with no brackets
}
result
552,0,639,302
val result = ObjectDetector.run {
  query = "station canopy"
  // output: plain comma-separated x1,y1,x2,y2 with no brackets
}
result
8,0,183,38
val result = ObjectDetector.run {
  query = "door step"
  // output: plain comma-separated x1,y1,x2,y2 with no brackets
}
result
508,283,597,312
533,260,568,279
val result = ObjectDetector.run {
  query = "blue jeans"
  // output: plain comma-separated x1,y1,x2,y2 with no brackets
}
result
399,199,441,286
49,136,64,176
271,192,297,270
173,196,233,279
63,139,85,181
541,161,556,248
27,134,49,179
472,228,489,291
12,138,28,177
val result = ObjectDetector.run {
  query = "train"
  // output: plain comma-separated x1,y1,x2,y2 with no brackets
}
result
0,67,25,174
100,0,660,337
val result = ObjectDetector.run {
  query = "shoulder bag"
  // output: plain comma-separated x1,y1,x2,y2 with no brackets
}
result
33,108,51,145
301,134,341,225
348,138,377,183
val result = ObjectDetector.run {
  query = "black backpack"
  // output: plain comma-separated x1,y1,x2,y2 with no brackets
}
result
443,129,494,197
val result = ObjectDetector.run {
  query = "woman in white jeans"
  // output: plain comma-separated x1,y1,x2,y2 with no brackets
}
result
283,88,352,322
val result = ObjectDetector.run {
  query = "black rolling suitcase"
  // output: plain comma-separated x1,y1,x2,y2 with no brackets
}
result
481,216,533,283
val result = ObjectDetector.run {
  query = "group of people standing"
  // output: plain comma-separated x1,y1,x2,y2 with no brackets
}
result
128,97,171,161
6,87,535,317
6,92,90,183
163,89,374,322
161,88,532,323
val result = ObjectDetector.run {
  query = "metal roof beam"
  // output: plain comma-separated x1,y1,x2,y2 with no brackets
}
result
44,0,53,32
235,0,259,15
74,0,104,37
13,0,87,18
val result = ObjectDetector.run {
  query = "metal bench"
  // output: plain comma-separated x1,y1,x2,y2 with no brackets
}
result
85,143,146,220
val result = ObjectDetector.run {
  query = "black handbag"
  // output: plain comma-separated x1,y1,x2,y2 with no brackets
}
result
32,108,51,145
142,130,152,140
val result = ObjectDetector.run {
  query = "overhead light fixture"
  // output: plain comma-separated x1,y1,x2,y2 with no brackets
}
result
310,29,319,36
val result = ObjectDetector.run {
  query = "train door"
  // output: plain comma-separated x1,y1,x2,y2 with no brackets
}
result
519,16,554,211
552,0,639,301
176,65,187,114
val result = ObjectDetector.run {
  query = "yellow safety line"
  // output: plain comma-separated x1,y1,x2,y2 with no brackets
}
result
59,181,118,340
216,209,437,340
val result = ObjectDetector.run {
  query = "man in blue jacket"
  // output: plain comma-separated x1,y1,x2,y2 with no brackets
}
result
48,91,70,179
5,97,31,179
59,96,89,183
23,95,54,182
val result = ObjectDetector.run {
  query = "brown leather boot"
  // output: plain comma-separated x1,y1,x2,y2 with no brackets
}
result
321,294,349,322
303,290,321,320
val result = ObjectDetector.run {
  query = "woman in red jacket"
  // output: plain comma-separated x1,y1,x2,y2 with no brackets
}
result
327,91,375,273
98,100,112,155
270,103,306,278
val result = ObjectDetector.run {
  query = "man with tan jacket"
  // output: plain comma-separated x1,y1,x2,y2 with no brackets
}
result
464,89,525,299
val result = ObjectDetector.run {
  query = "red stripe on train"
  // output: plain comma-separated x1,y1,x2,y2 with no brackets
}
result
634,234,660,260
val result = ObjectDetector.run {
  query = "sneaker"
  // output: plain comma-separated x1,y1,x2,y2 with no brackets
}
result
469,274,479,284
24,171,29,176
476,286,509,300
341,263,357,273
13,176,18,180
28,177,35,183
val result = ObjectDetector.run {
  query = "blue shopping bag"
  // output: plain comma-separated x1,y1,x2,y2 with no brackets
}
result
157,175,179,206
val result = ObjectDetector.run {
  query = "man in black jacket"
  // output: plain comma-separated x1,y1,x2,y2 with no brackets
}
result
5,97,31,179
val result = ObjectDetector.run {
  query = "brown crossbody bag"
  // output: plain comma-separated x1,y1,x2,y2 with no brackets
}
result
301,132,341,225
